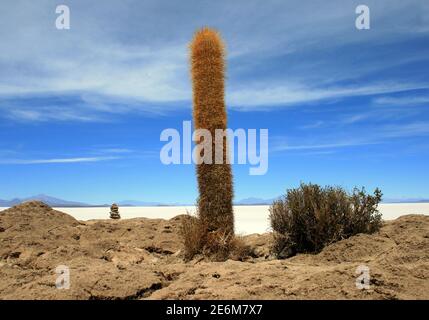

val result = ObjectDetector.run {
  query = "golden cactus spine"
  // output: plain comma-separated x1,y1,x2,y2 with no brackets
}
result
190,27,234,236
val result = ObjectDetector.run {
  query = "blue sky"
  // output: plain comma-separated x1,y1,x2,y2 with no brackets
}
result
0,0,428,204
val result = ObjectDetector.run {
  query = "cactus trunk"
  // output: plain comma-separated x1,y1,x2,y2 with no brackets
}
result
190,27,234,236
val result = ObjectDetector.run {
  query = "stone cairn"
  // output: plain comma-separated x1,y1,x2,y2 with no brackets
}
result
109,203,121,220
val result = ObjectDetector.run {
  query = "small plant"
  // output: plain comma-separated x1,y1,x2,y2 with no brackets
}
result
269,183,382,258
180,211,253,262
180,214,206,261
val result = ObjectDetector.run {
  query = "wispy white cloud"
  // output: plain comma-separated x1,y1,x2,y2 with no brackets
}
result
272,140,378,152
228,82,429,109
0,0,427,121
96,148,133,154
340,113,373,125
0,156,119,165
274,120,429,153
299,121,326,129
373,95,429,106
287,150,337,156
380,121,429,138
5,107,103,122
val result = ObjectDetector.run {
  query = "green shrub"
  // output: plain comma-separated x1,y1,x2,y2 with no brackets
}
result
269,183,382,258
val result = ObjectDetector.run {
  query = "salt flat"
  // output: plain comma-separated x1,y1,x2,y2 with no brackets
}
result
2,203,428,235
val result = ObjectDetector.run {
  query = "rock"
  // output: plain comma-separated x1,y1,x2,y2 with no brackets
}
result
110,203,121,220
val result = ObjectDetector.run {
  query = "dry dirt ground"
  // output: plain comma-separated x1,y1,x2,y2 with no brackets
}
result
0,201,428,300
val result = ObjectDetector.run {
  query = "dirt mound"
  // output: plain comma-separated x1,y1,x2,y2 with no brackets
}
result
0,203,428,299
0,202,184,299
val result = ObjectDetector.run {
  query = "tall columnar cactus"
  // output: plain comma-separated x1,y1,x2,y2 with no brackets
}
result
190,27,234,237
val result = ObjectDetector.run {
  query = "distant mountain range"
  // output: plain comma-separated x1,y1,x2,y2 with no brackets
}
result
117,200,184,207
0,195,182,207
1,195,428,208
234,197,429,205
382,198,429,204
234,197,280,205
0,194,91,207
